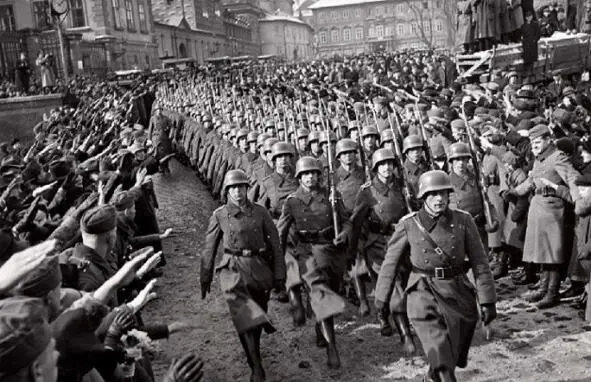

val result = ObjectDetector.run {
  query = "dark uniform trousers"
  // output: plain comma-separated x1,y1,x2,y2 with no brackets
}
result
201,201,285,333
278,187,347,321
376,208,496,371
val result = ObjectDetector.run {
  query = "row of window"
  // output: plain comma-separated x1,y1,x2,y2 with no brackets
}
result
318,21,444,44
317,1,444,21
112,0,149,33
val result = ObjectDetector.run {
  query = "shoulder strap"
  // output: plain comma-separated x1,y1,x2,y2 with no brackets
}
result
412,216,448,258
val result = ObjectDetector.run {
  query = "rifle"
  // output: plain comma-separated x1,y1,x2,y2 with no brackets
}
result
460,105,499,233
318,103,340,237
413,101,435,170
387,113,414,212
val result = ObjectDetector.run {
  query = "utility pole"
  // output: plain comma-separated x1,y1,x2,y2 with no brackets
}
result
54,13,68,82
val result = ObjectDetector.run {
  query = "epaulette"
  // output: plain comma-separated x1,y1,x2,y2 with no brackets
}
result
286,193,297,201
213,205,225,215
399,211,418,223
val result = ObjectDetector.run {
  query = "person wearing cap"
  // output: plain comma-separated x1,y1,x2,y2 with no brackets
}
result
547,69,571,104
375,170,496,382
277,156,351,370
201,169,284,382
0,296,59,382
507,124,580,309
450,119,468,144
348,148,414,350
148,106,173,173
60,205,119,293
570,173,591,321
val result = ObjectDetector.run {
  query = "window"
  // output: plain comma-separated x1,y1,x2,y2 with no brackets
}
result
146,55,150,65
138,1,147,32
319,11,326,19
397,4,405,13
0,5,15,32
342,9,349,19
355,27,363,40
125,0,135,31
436,20,443,32
112,0,122,29
330,11,336,19
330,29,339,42
411,22,417,34
375,6,383,15
376,25,384,37
319,31,327,44
343,28,351,41
424,22,431,33
69,0,85,27
368,26,375,37
33,0,50,30
354,8,361,17
385,26,392,36
398,24,404,35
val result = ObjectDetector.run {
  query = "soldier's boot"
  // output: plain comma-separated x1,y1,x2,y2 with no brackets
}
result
492,252,509,280
436,367,457,382
377,306,393,337
288,287,306,327
392,313,416,356
353,276,370,317
315,323,328,348
320,317,341,369
537,269,561,309
242,328,265,382
523,270,549,303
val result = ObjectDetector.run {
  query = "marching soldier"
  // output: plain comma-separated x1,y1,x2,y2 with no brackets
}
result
277,156,351,370
350,148,415,353
200,169,285,382
248,138,278,203
148,105,173,173
376,170,497,382
402,135,429,196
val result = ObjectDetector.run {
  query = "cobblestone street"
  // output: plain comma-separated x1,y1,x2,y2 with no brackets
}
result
143,159,591,382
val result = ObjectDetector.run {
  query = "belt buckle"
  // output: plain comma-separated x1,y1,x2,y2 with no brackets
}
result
242,249,252,257
434,267,446,279
434,247,444,256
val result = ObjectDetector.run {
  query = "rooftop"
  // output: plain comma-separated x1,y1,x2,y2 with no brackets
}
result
308,0,389,9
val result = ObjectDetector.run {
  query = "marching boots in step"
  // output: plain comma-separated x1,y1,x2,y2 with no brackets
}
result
537,266,561,309
239,328,265,382
288,287,306,326
392,313,416,356
320,317,341,369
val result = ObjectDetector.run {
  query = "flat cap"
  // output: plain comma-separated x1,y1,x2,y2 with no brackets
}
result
529,124,551,140
111,190,137,211
80,205,117,234
0,297,52,376
450,119,466,130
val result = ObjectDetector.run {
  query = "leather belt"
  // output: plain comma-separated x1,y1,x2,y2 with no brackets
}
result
224,248,265,257
534,186,557,197
297,227,334,243
412,264,466,280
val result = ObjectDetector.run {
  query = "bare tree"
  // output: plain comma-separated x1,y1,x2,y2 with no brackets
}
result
405,0,457,49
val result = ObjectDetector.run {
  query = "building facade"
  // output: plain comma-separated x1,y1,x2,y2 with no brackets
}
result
308,0,450,58
259,14,313,60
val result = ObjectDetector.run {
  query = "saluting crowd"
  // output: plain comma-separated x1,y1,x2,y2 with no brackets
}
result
2,47,591,382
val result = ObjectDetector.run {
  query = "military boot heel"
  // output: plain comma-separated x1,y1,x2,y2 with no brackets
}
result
537,269,561,309
377,306,393,337
523,270,549,303
321,318,341,369
392,313,416,356
288,287,306,327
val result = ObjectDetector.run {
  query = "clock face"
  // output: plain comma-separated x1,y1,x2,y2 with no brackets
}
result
51,0,69,15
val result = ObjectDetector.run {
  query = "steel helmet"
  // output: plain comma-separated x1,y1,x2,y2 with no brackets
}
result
335,138,358,158
228,128,238,140
447,142,471,161
296,127,310,139
263,137,279,153
277,121,286,131
256,133,271,148
236,128,249,141
247,131,259,143
402,135,424,153
223,169,249,194
264,119,275,129
361,125,380,139
348,120,359,131
295,156,322,178
318,130,337,145
271,142,295,160
380,129,394,143
309,131,321,143
371,148,396,170
417,170,453,198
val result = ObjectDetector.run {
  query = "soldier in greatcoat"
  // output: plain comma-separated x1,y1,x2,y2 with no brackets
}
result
375,170,496,382
200,170,285,382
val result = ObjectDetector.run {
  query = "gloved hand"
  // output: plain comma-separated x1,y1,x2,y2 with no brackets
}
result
162,353,204,382
104,308,136,349
333,230,349,248
481,303,497,326
200,281,211,300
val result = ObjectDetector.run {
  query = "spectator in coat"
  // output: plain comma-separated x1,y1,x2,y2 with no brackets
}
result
522,11,541,83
